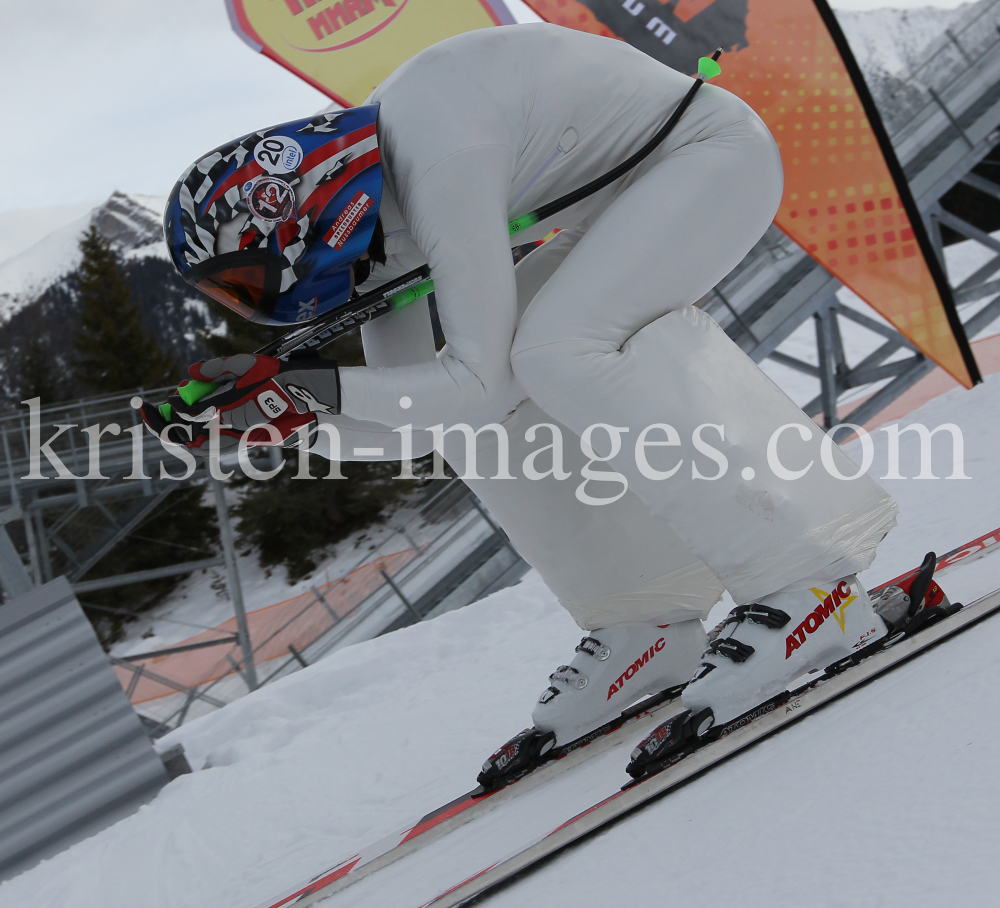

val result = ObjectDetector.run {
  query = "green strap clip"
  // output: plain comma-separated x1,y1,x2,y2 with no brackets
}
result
698,56,723,80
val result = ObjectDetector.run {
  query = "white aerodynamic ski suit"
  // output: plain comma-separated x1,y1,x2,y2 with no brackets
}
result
310,24,898,629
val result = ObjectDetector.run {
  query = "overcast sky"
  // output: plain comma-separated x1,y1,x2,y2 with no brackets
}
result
0,0,979,254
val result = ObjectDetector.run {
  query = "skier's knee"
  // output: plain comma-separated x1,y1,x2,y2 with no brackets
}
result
509,338,573,404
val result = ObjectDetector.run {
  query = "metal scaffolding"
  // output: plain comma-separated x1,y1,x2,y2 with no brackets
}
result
0,389,225,599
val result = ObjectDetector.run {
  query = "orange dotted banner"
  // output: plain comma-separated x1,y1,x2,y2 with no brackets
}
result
525,0,976,388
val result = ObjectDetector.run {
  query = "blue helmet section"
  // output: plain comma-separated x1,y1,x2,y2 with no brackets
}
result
164,105,382,326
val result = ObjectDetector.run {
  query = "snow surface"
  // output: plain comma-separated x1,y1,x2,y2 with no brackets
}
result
3,369,1000,908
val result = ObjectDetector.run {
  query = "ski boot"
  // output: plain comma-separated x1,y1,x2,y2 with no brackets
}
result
674,573,889,734
625,554,959,784
477,620,706,791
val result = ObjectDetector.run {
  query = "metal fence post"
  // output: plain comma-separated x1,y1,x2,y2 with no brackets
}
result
466,494,521,561
211,477,258,690
380,568,422,622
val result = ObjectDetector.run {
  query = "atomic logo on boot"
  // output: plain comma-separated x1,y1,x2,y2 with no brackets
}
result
607,638,666,700
784,581,857,659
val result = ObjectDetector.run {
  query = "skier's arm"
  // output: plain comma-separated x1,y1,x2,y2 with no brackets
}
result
309,299,440,462
337,144,523,430
310,413,436,461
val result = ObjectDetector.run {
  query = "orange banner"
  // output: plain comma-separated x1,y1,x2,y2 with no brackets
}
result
227,0,515,107
524,0,978,388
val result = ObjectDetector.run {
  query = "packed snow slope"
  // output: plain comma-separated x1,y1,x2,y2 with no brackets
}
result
1,380,999,907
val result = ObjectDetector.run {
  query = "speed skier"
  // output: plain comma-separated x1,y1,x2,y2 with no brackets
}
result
145,23,903,782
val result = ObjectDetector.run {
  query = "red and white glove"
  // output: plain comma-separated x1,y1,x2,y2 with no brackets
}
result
140,353,340,454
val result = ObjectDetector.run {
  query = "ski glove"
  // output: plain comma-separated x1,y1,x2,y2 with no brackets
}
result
139,353,340,454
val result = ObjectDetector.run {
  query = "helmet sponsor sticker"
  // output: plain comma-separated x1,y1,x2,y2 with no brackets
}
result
245,176,296,222
324,190,374,250
253,135,304,175
295,297,318,323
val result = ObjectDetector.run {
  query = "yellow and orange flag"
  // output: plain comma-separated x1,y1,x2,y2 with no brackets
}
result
226,0,515,107
524,0,979,387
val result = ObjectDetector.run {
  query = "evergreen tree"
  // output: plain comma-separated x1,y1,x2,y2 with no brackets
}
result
73,226,177,394
16,335,69,405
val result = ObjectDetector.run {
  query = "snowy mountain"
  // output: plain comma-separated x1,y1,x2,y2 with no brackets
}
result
0,192,168,320
0,201,100,272
0,192,222,408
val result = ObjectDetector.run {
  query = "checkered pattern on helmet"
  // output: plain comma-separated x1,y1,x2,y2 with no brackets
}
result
177,133,262,267
295,112,346,134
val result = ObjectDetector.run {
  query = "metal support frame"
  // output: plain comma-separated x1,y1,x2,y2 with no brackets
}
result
109,657,227,708
288,644,309,668
0,507,32,599
466,494,522,562
66,486,176,583
0,387,275,601
928,87,974,149
71,556,226,594
211,478,258,691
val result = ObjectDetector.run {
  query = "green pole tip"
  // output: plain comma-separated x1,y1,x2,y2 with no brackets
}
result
508,212,540,236
176,379,221,406
698,57,722,80
390,278,435,309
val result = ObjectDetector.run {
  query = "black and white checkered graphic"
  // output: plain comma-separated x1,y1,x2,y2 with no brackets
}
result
295,112,346,135
176,132,262,267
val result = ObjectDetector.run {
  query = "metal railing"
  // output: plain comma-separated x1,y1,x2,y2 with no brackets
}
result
112,477,528,735
0,390,529,736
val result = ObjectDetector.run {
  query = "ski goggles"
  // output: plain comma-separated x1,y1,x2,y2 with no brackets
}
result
186,249,285,324
183,244,357,327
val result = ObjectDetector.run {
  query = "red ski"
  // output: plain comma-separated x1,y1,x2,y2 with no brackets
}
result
253,684,684,908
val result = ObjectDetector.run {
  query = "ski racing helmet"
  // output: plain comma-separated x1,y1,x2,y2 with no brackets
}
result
164,105,382,326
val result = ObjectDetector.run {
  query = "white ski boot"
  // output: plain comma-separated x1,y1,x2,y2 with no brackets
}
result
532,620,707,745
477,620,706,790
626,556,957,784
682,575,885,728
